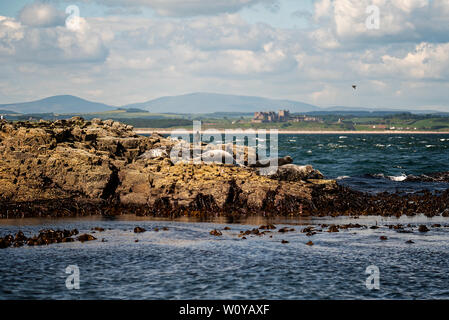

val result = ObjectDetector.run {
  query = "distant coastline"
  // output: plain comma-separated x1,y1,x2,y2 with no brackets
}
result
135,128,449,135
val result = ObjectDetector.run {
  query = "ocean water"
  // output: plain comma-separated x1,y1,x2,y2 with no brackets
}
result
276,134,449,193
1,215,449,299
1,134,449,300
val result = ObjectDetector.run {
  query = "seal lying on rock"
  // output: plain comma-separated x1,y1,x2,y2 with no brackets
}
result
138,148,168,160
193,150,239,165
248,156,293,168
265,164,324,181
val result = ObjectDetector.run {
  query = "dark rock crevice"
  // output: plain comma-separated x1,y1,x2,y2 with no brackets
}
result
101,165,120,200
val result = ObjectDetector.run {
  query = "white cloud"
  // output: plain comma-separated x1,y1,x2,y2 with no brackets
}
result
314,0,333,21
0,14,108,63
392,0,428,13
379,43,449,79
19,1,66,27
312,0,449,43
1,1,449,110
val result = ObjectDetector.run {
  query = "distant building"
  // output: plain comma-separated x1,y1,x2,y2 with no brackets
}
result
252,110,321,123
278,110,290,121
291,115,322,123
252,110,290,123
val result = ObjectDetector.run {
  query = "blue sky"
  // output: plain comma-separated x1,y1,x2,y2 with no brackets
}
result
1,0,449,110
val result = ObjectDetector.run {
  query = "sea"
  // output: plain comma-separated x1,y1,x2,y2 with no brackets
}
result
1,133,449,300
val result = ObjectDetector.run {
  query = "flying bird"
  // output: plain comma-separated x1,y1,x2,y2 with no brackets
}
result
352,85,357,90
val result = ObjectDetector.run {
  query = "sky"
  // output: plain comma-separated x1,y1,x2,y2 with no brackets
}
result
0,0,449,110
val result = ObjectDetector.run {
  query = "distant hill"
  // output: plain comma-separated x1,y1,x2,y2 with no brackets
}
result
125,92,319,114
0,95,116,114
0,109,18,114
2,93,446,116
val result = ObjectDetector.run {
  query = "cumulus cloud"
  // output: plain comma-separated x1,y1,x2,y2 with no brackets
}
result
312,0,449,43
358,42,449,80
18,1,66,27
0,13,108,63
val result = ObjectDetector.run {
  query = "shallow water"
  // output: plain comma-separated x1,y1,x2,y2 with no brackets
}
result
1,215,449,300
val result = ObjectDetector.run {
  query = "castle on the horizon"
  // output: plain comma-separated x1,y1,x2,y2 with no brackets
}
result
252,110,290,123
252,109,321,123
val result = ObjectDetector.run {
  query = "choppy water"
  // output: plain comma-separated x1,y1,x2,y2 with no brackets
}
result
1,215,449,299
2,134,449,300
276,134,449,193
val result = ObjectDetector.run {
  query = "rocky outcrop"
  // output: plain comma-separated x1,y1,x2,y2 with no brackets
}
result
0,118,332,217
0,118,448,218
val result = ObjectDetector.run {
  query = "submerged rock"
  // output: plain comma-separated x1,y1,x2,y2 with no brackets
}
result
77,234,97,242
405,171,449,183
418,225,430,233
210,229,223,236
0,228,85,249
134,227,146,233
